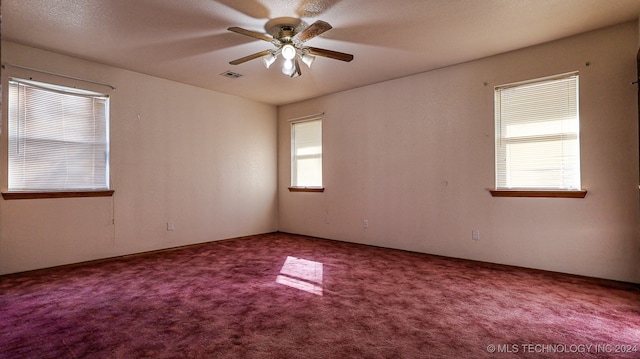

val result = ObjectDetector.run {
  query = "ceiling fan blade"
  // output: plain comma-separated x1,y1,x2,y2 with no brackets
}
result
294,20,332,42
308,47,354,62
229,50,272,65
228,27,273,42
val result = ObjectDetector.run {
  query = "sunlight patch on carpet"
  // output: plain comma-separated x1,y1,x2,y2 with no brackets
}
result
276,256,323,296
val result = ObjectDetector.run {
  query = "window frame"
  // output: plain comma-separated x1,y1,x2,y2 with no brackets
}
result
491,72,586,199
2,78,113,200
288,115,324,193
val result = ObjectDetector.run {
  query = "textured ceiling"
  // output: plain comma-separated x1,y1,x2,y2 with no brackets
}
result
3,0,640,105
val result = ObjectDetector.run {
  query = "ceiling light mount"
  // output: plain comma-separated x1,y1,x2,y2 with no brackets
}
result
264,17,304,38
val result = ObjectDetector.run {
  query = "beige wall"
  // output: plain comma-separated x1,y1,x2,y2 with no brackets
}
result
0,41,278,274
278,22,640,283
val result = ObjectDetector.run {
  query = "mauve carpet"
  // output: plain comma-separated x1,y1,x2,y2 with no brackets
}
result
1,232,639,358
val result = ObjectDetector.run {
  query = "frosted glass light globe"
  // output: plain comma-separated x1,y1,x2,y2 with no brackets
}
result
281,44,296,60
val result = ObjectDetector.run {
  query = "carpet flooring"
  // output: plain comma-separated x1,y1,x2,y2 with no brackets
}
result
1,232,640,358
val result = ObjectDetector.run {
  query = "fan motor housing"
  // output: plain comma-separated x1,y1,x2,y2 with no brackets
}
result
277,26,296,41
265,17,304,40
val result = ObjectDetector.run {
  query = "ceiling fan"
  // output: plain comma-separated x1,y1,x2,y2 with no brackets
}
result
228,17,354,77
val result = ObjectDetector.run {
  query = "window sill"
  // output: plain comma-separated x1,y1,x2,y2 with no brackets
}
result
489,190,587,198
2,190,115,200
288,187,325,193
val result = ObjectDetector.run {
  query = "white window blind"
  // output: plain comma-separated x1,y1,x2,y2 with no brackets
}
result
495,73,580,190
8,78,110,192
291,118,322,187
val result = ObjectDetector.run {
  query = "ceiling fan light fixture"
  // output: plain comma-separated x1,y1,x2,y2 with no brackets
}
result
301,52,315,68
282,59,296,76
228,19,354,78
262,51,277,68
281,44,296,60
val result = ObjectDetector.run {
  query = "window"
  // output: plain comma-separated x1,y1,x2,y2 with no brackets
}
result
493,73,584,197
6,78,110,195
290,117,322,191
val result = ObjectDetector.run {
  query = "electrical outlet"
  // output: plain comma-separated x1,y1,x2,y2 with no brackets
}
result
167,222,174,231
472,229,479,240
363,219,369,228
325,215,330,224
